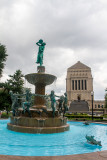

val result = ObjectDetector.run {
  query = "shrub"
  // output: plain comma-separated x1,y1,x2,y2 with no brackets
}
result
103,114,107,118
0,91,11,111
1,112,12,118
65,114,103,120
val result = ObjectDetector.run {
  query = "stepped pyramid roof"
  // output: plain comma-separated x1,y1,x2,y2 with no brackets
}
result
68,61,91,70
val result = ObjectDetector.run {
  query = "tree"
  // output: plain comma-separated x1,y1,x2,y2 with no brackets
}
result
105,89,107,108
0,70,24,94
0,70,24,112
0,90,11,111
0,82,11,93
0,43,8,78
7,70,24,94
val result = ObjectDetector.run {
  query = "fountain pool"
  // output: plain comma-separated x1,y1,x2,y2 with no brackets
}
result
0,119,107,156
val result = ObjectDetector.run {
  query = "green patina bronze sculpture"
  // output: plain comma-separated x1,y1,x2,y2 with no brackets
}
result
10,89,68,118
49,90,56,117
22,90,33,116
22,90,48,117
49,90,60,117
58,95,64,113
63,92,68,114
21,90,41,117
9,90,32,117
9,91,19,116
86,135,102,146
40,90,59,117
58,93,68,116
83,121,90,125
36,39,46,66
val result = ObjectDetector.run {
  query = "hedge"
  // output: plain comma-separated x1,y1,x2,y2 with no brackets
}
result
65,114,103,120
1,112,12,119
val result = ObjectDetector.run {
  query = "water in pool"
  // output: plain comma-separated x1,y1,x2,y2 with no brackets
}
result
0,119,107,156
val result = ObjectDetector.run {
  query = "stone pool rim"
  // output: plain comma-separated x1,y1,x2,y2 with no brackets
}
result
0,150,107,160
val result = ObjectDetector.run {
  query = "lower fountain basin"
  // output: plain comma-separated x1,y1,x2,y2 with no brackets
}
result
7,116,69,133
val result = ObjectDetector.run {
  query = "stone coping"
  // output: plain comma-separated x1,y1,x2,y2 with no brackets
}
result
0,151,107,160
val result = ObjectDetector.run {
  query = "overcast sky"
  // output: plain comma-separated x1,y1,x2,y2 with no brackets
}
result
0,0,107,100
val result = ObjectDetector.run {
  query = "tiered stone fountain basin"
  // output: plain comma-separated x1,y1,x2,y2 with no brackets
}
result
7,66,69,133
25,73,56,85
7,116,69,134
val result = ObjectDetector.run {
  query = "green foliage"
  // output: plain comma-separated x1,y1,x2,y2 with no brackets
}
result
7,70,24,94
65,113,88,116
0,90,11,111
1,112,11,118
103,114,107,118
0,70,24,94
0,70,25,112
0,82,11,93
0,43,8,77
104,92,107,108
65,114,103,120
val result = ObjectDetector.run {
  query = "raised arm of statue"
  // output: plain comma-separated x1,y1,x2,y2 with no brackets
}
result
55,95,60,98
36,42,41,46
9,91,20,100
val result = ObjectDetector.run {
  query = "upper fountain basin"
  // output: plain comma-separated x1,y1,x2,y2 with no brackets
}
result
25,73,57,86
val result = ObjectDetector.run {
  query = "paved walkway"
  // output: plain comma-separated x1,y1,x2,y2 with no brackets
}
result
0,151,107,160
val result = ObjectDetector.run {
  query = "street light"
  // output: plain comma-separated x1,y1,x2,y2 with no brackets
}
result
91,91,94,121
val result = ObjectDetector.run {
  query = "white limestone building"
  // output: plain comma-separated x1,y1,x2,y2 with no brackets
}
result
66,61,104,112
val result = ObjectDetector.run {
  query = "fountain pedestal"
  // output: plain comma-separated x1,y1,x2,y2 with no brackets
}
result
34,66,45,107
34,84,45,107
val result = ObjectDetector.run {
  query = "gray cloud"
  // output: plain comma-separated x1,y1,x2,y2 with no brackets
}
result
0,0,107,99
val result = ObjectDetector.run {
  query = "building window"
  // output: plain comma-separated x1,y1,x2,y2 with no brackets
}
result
78,80,80,90
75,80,77,90
72,80,74,90
82,80,84,90
98,104,100,108
95,104,97,108
85,80,87,90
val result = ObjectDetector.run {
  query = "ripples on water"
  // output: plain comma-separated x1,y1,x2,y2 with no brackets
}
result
0,119,107,156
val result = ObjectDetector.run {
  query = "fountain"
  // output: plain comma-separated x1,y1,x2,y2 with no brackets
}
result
7,39,69,133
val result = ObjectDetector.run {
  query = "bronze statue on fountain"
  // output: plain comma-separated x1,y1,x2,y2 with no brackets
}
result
7,39,69,133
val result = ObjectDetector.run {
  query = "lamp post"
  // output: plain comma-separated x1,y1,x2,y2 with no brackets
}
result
91,91,94,121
